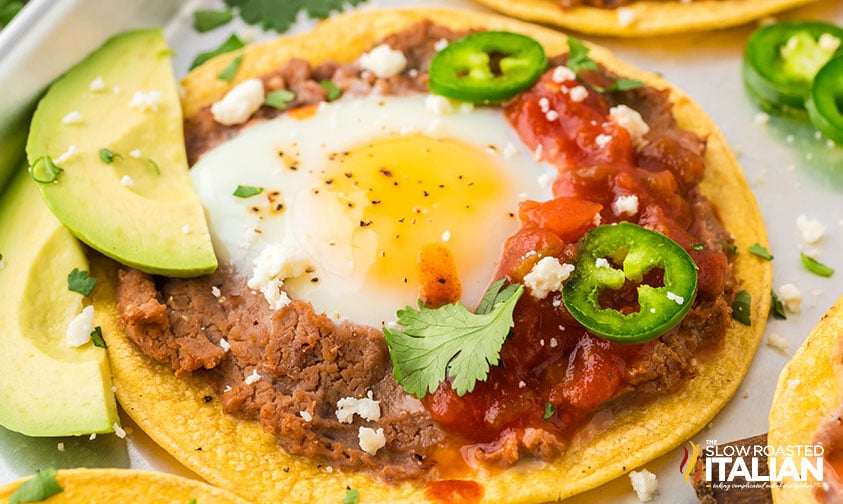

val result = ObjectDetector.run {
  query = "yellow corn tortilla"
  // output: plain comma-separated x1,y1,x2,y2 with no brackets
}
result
94,8,772,503
768,296,843,503
469,0,820,37
0,468,249,503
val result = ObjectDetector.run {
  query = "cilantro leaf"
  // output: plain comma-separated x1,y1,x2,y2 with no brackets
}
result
217,53,243,82
320,80,342,101
265,89,295,110
98,148,120,164
90,326,107,348
566,36,643,94
224,0,369,34
731,290,752,326
801,253,834,277
342,488,359,504
68,268,97,296
190,34,245,70
233,185,263,198
748,243,774,260
475,279,521,315
543,402,555,420
384,284,524,398
194,9,233,33
770,289,786,320
9,467,63,504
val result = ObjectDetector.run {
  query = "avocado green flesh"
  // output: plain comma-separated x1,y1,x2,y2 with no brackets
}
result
26,29,217,278
0,168,119,437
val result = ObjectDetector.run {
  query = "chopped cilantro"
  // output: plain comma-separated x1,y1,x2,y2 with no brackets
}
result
384,280,524,398
0,0,24,28
233,185,263,198
565,37,643,94
217,52,243,82
193,9,233,32
320,80,342,101
770,289,786,320
187,499,197,504
265,89,296,110
223,0,369,33
731,290,752,326
748,243,773,260
90,326,106,348
148,159,161,175
342,488,359,504
9,467,63,504
67,268,97,296
801,253,834,277
543,402,555,420
98,148,120,164
29,155,63,184
724,242,738,254
190,34,245,70
691,243,706,251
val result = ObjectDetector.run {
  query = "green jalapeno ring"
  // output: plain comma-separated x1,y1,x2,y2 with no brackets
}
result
561,222,699,344
743,20,843,112
807,55,843,145
429,31,547,104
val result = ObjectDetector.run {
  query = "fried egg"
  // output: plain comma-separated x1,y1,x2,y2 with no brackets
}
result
190,94,555,327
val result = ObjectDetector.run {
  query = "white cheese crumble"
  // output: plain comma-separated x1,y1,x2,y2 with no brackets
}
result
358,426,386,455
336,390,381,424
617,7,637,27
441,230,451,242
609,105,650,147
113,422,126,439
552,65,576,83
247,244,311,310
211,286,222,298
595,257,611,269
55,145,79,164
796,214,826,243
120,175,134,188
128,90,162,112
57,442,65,452
211,79,265,126
182,224,191,234
754,112,770,126
434,38,449,52
611,194,639,216
359,44,407,78
666,291,684,304
523,256,575,299
595,133,612,149
128,149,142,158
425,94,454,115
61,111,83,124
219,338,231,352
569,85,589,103
89,77,106,92
629,469,659,502
300,411,313,422
545,110,559,122
66,305,95,347
244,369,261,385
539,97,550,112
503,142,519,160
766,332,790,354
819,33,842,52
778,283,802,313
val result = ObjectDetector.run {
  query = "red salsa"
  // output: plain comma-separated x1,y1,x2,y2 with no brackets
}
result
423,66,733,462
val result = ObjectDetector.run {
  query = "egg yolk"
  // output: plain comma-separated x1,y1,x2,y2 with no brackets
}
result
323,133,512,293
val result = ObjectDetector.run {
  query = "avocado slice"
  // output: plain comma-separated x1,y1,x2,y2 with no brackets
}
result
0,168,119,436
26,29,217,277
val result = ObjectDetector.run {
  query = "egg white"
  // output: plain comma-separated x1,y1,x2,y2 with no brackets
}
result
190,94,555,327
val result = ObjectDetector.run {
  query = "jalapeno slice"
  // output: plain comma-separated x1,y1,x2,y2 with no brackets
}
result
743,21,843,111
561,222,698,344
807,55,843,145
429,31,547,104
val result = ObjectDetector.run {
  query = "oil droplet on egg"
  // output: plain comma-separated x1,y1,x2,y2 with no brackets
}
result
322,133,510,295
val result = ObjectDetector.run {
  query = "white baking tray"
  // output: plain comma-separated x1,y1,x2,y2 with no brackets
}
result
1,1,842,503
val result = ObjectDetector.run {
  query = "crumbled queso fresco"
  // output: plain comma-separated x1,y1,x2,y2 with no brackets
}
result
629,469,659,502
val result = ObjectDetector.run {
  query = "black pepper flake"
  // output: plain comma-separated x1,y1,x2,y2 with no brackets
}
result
344,172,353,178
250,206,259,213
402,277,408,283
289,164,298,171
393,181,399,186
325,178,334,185
347,202,354,208
203,395,213,403
437,278,446,284
283,467,290,473
508,212,515,218
311,277,320,283
379,168,393,177
398,218,404,223
196,447,203,451
438,184,445,189
371,200,381,205
423,190,429,197
413,453,424,462
275,203,284,212
360,220,373,227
